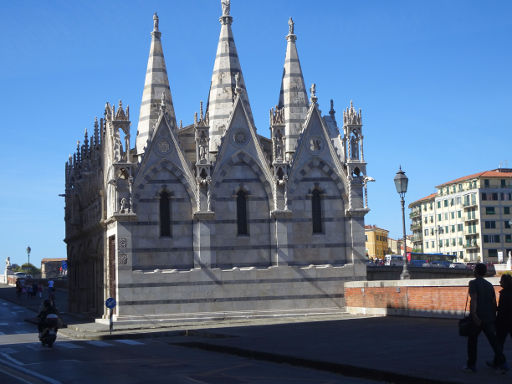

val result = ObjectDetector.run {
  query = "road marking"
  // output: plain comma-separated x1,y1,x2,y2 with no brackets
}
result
2,352,24,366
58,342,83,349
115,339,144,345
0,353,62,384
86,340,112,347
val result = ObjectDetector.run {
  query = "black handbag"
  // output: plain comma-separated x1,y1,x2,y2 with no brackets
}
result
458,294,474,337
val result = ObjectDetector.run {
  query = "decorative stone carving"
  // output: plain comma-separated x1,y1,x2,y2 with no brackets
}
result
118,254,128,265
157,140,171,154
309,136,323,152
233,130,247,145
119,238,127,248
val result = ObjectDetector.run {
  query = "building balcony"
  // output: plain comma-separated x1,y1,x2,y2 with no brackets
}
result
409,210,421,219
463,216,478,223
410,223,422,231
412,234,423,243
463,201,478,209
463,241,479,249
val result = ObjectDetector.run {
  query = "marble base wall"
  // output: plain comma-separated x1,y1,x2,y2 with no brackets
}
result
115,264,364,317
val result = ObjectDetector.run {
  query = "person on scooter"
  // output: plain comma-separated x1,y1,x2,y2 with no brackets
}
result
37,299,59,334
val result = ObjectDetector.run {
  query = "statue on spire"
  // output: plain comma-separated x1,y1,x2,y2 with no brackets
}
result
288,17,294,35
153,12,159,31
221,0,230,16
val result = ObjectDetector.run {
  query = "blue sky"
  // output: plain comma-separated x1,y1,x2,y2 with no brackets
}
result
0,0,511,267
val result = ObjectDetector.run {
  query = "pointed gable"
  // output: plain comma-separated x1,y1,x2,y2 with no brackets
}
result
213,95,273,193
290,100,347,195
136,13,177,156
207,0,255,154
135,105,196,202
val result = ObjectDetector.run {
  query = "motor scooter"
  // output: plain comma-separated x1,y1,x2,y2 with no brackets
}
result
39,313,59,347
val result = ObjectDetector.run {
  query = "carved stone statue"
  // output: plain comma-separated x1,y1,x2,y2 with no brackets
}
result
120,197,127,213
153,13,159,31
288,17,294,34
5,257,10,268
350,133,359,160
310,83,316,98
275,130,284,161
234,72,241,93
221,0,230,16
199,131,208,160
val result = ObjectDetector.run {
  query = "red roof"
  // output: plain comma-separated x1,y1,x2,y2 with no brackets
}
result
364,225,389,233
436,169,512,188
409,193,437,206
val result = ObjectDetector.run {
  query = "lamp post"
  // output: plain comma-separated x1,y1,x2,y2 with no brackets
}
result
394,167,410,279
26,246,31,265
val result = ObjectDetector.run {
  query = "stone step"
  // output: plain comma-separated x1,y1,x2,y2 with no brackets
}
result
94,307,351,327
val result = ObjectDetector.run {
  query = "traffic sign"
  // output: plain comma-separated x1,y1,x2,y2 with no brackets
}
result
61,261,68,270
105,297,116,309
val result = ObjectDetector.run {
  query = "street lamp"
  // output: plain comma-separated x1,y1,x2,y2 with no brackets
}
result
394,167,410,279
26,246,31,267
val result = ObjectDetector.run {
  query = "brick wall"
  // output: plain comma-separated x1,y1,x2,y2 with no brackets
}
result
345,278,501,318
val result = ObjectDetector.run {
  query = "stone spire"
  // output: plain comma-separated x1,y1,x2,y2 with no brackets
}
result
135,12,177,155
278,17,309,161
207,0,254,154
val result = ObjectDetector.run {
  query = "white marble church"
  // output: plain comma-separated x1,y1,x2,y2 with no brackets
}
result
64,1,371,320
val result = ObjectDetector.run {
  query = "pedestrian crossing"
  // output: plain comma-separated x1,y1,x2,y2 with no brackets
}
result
12,338,146,351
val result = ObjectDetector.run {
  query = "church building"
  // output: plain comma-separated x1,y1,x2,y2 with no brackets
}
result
64,1,371,320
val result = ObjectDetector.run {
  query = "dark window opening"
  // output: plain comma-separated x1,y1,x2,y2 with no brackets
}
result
160,191,171,237
237,190,248,235
276,167,284,180
312,189,323,233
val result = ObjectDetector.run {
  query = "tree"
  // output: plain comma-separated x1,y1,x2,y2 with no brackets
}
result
17,263,41,276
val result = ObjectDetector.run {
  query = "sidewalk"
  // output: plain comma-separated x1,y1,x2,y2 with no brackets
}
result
1,283,510,384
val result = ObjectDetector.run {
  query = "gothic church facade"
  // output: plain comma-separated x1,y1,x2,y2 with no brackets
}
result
64,2,370,319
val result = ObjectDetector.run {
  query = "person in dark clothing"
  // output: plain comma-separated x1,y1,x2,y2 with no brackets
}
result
464,263,504,372
37,300,59,334
494,274,512,371
15,279,22,298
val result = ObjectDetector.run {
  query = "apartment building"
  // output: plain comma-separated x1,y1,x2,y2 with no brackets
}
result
409,169,512,263
365,225,389,260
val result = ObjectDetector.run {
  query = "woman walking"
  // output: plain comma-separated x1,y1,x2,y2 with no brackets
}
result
495,274,512,372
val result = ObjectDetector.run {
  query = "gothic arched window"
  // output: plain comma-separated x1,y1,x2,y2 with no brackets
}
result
312,189,323,233
160,191,171,237
237,190,248,235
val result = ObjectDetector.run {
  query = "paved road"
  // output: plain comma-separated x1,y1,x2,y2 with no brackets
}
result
1,283,512,384
0,299,379,384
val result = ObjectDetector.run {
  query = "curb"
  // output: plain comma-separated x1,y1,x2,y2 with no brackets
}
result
174,341,466,384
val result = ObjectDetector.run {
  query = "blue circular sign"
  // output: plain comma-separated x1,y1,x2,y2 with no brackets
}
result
105,297,116,309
